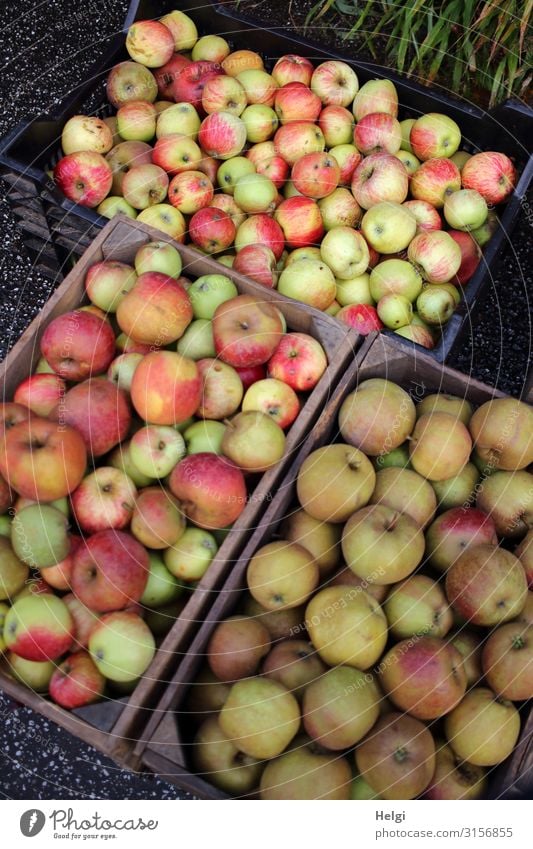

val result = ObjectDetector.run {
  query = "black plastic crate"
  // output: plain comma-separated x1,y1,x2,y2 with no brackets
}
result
1,0,532,361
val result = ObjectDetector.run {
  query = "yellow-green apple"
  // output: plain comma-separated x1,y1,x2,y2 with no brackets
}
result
403,199,442,233
356,712,435,800
274,121,325,166
8,653,55,691
350,772,382,800
159,9,197,51
131,488,185,551
410,157,461,207
196,358,243,420
54,151,113,207
13,578,51,601
297,443,375,523
416,284,456,325
461,151,516,204
446,543,528,625
335,272,372,305
291,151,340,199
193,715,262,796
337,303,383,333
207,616,271,682
444,188,488,231
451,149,472,169
311,60,358,106
444,687,520,766
277,258,335,309
62,114,113,155
222,410,286,472
469,397,533,471
272,54,313,87
482,622,533,701
281,509,340,575
4,593,73,661
116,100,156,142
352,79,398,121
177,320,216,360
351,152,408,209
168,170,213,214
125,19,174,67
198,112,247,160
212,294,284,367
164,526,218,581
184,420,226,455
339,377,416,456
71,529,147,611
303,666,380,749
40,535,81,591
246,540,318,610
318,105,354,146
192,33,230,63
155,101,199,139
262,640,327,700
318,186,361,229
260,738,351,800
472,211,500,248
201,74,246,116
425,507,498,572
154,53,191,100
408,230,462,283
418,392,473,423
246,139,276,166
377,293,412,328
424,740,487,800
409,412,471,480
381,635,466,719
12,373,65,418
49,651,105,708
395,322,435,348
449,230,481,284
108,441,152,488
329,143,362,184
121,163,168,209
169,453,246,529
220,677,300,759
189,207,236,253
361,201,417,253
0,417,86,501
186,664,231,718
107,353,143,392
306,584,388,668
354,112,401,155
129,426,185,480
134,241,181,279
89,610,155,682
395,148,420,175
274,82,321,124
241,595,306,641
11,504,69,568
172,61,224,109
254,152,289,187
152,133,202,175
410,113,461,160
0,537,28,599
476,470,533,538
320,226,369,279
342,504,425,584
242,377,300,430
130,351,201,425
274,196,325,249
267,332,327,392
285,246,322,265
41,308,115,381
236,69,278,106
235,213,285,259
234,172,278,213
370,467,437,527
117,271,192,345
384,574,452,639
85,260,137,313
50,378,131,459
450,629,483,686
188,274,238,320
233,244,278,288
374,442,411,471
71,467,136,534
515,531,533,587
106,61,158,108
369,258,422,301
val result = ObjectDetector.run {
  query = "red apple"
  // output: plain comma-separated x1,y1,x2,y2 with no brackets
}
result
409,113,461,161
351,152,408,208
274,82,321,125
0,402,30,430
274,196,324,248
318,106,354,146
410,158,461,208
235,364,267,391
329,143,362,184
461,151,516,204
169,453,247,528
354,112,401,155
235,214,285,260
130,486,185,550
449,230,481,284
274,121,325,166
13,373,65,417
291,151,340,199
189,207,236,253
72,529,149,613
402,199,442,232
71,467,137,534
116,271,193,345
267,333,327,392
54,151,112,207
152,133,202,175
130,350,201,425
212,294,284,367
172,60,224,108
154,53,191,99
272,54,314,87
40,309,115,381
49,651,105,709
233,245,278,288
337,303,383,334
50,378,130,459
426,506,498,572
255,154,290,189
168,170,214,213
198,112,247,160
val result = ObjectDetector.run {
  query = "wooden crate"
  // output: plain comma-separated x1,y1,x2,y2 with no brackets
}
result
0,216,360,768
139,333,531,799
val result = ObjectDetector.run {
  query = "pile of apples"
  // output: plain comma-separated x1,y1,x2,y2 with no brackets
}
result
52,10,518,349
184,383,533,799
0,238,329,711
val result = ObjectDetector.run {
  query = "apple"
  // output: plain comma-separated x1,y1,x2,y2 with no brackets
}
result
106,61,158,109
254,153,289,187
107,353,142,393
131,486,185,551
129,426,185,480
71,529,148,613
424,740,487,800
267,332,328,393
461,151,516,204
274,196,325,249
198,111,247,160
318,187,361,229
168,170,214,214
13,373,65,418
89,610,155,682
263,641,326,703
135,241,182,280
176,320,216,361
53,151,112,207
303,666,380,750
395,148,420,175
108,441,152,489
232,245,278,288
51,378,130,459
337,303,382,333
291,151,340,199
189,207,236,253
155,101,200,139
152,134,203,175
246,140,276,167
169,453,246,529
469,397,533,471
121,163,168,210
477,470,533,538
370,466,437,528
274,121,325,166
117,270,192,346
361,202,417,253
241,378,299,430
281,510,340,577
472,206,501,246
192,33,230,63
172,60,224,108
482,622,533,701
335,273,372,305
220,677,300,760
49,652,105,709
277,258,336,310
339,377,416,455
130,351,200,426
431,462,479,511
384,574,452,640
418,392,473,423
212,294,284,367
444,687,521,766
247,540,318,610
184,420,227,454
223,49,264,77
446,543,528,625
222,410,286,473
71,467,137,535
105,140,153,196
97,197,137,219
274,82,321,125
0,537,28,599
187,274,237,321
207,615,271,682
85,260,137,314
0,417,86,502
369,258,421,302
408,230,462,283
342,504,424,585
317,105,353,146
62,115,113,155
272,54,313,87
377,293,412,328
0,402,30,430
201,74,247,116
41,308,115,382
138,552,183,608
153,54,192,100
410,113,461,160
193,716,263,796
448,230,481,284
310,61,357,107
296,443,375,523
11,503,69,569
125,19,174,67
235,213,285,259
217,156,255,194
444,188,488,230
260,739,351,800
329,143,362,184
40,535,81,591
7,653,55,692
116,100,156,142
158,8,197,51
351,152,408,208
410,157,461,207
236,69,278,106
164,526,218,582
320,226,369,280
3,594,73,661
352,79,398,121
426,506,497,573
515,531,533,588
409,411,471,481
196,358,244,420
403,199,442,233
416,285,456,325
234,172,278,213
354,112,401,155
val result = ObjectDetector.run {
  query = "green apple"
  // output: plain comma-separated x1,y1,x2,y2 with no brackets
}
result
176,319,216,360
0,537,28,599
384,574,453,639
107,352,143,392
11,505,69,569
164,527,218,582
89,611,155,682
188,275,238,320
130,425,186,478
222,411,286,473
234,173,277,214
400,118,416,152
444,189,488,231
140,553,183,608
35,357,55,374
374,443,411,471
8,652,55,692
377,293,413,328
134,241,183,278
217,156,255,195
97,196,137,220
184,420,226,455
156,103,201,140
369,258,423,302
432,462,480,510
417,285,456,325
108,440,153,488
335,273,373,306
